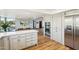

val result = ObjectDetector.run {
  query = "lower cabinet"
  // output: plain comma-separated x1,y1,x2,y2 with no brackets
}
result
9,35,26,50
3,37,10,50
25,40,37,47
18,36,26,49
10,38,26,50
10,35,20,50
0,31,38,50
0,37,9,50
0,38,5,49
9,32,37,50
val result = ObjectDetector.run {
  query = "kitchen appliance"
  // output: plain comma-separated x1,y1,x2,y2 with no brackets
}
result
45,22,50,37
65,16,79,49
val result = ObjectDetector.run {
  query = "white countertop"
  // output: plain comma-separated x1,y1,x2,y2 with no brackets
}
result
0,30,38,38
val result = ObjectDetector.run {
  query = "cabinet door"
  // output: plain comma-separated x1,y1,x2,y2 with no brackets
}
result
9,35,19,50
10,34,26,50
3,37,10,50
0,37,9,50
0,38,4,50
18,37,25,49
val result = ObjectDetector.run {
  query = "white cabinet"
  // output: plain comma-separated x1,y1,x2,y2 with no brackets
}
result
25,32,37,48
9,34,27,50
52,13,64,44
3,37,10,50
52,14,62,43
0,37,9,50
18,34,26,49
0,30,38,50
0,38,4,49
9,35,19,50
9,32,37,50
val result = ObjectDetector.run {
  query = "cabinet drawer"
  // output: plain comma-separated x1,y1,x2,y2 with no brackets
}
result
25,37,37,41
25,39,32,41
25,40,37,45
25,38,34,41
25,42,33,47
25,41,36,47
19,34,26,38
26,33,37,36
26,36,32,38
26,35,37,39
31,40,37,44
26,36,35,39
9,35,19,39
31,33,37,37
25,33,31,36
31,35,37,38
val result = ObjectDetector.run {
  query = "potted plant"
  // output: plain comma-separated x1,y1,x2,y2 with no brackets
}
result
0,17,10,32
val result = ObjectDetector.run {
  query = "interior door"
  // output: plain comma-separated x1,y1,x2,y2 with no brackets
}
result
74,16,79,49
64,16,74,48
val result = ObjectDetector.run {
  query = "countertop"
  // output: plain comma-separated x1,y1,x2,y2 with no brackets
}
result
0,30,38,38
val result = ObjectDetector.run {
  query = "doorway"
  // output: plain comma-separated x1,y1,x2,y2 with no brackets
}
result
39,21,42,28
38,21,43,35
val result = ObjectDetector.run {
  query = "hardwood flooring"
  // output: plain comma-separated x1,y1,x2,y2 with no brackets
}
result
25,34,71,50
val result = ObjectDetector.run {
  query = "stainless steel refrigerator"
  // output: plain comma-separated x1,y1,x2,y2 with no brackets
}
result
65,16,79,49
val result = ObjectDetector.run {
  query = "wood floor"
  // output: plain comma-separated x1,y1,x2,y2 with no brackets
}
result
25,34,71,50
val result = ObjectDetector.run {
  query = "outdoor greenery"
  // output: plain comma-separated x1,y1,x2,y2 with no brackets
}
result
0,17,13,32
20,21,27,26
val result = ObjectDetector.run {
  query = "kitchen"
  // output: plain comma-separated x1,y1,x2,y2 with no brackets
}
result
0,9,79,50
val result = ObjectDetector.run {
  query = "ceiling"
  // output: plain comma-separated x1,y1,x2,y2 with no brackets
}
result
0,9,70,19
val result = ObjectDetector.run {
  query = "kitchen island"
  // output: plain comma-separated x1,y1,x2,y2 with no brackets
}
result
0,30,38,50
